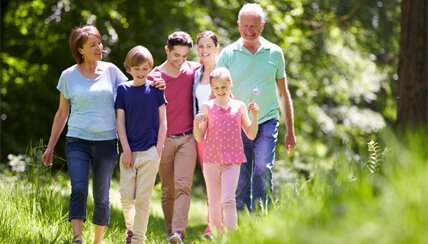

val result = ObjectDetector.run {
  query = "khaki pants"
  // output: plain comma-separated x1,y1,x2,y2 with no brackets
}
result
159,135,197,235
120,146,160,243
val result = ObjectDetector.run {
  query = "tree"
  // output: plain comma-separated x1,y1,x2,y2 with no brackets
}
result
1,0,402,171
397,0,427,129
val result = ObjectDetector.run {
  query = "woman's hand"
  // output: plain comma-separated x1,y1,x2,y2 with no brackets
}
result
41,147,54,167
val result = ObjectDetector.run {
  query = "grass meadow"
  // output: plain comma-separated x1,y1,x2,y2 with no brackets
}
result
1,129,426,243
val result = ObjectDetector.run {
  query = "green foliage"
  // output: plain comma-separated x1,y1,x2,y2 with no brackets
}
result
1,0,401,183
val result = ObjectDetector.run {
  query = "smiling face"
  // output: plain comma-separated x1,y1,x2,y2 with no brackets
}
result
79,35,103,63
238,11,265,44
165,45,190,70
197,36,217,64
211,77,232,102
129,61,151,84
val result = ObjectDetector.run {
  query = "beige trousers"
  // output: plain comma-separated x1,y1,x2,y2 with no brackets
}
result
120,146,160,243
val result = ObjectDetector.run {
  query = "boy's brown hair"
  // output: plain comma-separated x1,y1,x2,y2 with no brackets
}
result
124,45,154,72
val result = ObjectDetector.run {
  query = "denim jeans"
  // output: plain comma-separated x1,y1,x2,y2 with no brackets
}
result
236,119,279,211
66,137,118,226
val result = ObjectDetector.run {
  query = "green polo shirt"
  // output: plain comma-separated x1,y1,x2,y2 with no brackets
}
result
217,37,286,124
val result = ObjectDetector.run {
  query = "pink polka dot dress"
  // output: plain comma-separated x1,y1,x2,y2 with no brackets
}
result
203,99,246,164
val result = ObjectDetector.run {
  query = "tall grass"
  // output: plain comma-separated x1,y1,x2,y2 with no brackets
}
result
1,129,426,243
227,129,427,243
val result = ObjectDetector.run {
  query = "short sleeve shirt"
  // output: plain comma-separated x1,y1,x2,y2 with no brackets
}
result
217,37,286,123
149,61,200,136
57,61,127,140
115,82,167,152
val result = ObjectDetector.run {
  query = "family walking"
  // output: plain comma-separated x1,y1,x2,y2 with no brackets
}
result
41,3,296,244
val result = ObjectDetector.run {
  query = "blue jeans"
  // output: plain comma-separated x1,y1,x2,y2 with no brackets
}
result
236,119,279,211
66,137,118,226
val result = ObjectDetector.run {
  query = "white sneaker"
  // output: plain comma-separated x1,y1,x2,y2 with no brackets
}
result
169,232,183,244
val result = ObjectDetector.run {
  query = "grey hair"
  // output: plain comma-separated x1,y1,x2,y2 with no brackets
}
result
238,3,266,22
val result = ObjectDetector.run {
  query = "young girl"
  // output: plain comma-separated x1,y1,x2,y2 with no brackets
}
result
193,67,259,235
115,45,167,244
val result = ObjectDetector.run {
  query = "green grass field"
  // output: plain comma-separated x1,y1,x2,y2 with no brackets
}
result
1,129,426,243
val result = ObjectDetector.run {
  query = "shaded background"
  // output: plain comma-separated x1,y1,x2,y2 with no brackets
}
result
1,0,403,179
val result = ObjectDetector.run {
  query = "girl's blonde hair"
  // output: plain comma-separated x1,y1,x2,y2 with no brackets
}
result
209,67,233,86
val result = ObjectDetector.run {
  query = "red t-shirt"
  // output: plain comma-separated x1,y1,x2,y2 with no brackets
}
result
150,61,200,136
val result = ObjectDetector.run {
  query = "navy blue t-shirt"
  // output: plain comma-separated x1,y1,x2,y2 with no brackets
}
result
115,82,167,152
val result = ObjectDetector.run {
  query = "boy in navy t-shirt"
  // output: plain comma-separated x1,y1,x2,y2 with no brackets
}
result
115,45,167,243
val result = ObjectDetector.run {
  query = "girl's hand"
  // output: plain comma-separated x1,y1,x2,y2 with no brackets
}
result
122,150,133,168
194,113,207,125
41,148,54,167
248,102,260,116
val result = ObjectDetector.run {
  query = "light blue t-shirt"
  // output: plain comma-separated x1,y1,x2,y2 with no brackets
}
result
217,37,286,123
57,61,127,140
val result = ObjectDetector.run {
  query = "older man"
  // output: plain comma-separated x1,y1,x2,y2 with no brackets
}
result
217,3,296,211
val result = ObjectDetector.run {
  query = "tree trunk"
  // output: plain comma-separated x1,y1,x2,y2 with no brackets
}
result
396,0,427,129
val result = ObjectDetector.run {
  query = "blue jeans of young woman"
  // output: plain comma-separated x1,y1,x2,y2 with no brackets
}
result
66,137,118,226
236,119,279,211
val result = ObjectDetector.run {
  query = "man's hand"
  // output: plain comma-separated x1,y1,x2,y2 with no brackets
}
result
150,73,166,90
284,133,296,153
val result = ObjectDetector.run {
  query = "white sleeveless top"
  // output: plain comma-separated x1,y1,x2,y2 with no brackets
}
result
195,83,211,110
